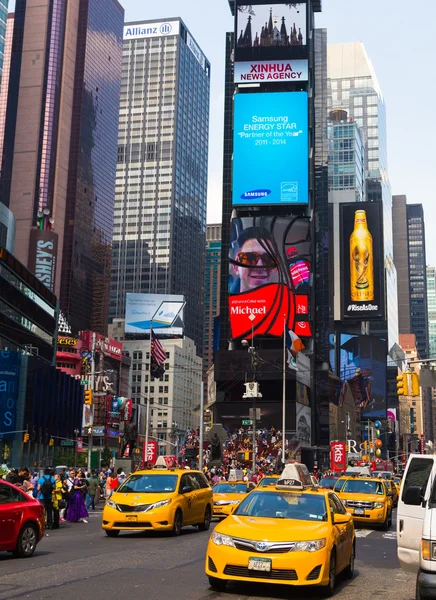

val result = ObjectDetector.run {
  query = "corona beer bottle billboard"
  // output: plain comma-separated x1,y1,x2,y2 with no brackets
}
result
349,210,374,301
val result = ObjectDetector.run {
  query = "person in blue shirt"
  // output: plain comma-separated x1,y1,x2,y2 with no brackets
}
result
38,468,56,529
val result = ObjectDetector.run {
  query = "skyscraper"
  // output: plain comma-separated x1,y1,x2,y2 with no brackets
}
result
203,224,221,383
392,195,411,334
0,0,124,335
327,42,398,350
110,19,210,352
427,266,436,358
0,0,8,74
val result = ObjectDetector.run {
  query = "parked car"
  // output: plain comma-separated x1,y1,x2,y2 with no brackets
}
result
0,480,45,558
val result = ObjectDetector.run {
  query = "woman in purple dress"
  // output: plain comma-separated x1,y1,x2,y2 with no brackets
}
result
66,469,89,523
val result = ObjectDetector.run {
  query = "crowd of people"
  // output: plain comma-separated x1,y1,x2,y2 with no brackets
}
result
3,465,131,530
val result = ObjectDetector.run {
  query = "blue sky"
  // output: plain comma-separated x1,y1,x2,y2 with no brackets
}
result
8,0,436,263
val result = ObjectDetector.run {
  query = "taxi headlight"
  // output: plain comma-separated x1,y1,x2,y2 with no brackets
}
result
227,500,240,505
211,531,235,547
107,500,119,511
292,538,327,552
148,499,171,511
374,502,384,509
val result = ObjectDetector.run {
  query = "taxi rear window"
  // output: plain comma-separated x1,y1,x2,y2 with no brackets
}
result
235,491,327,521
213,483,247,494
258,477,279,487
117,474,178,493
341,480,384,495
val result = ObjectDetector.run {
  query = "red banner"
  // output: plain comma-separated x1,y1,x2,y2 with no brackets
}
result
330,441,347,473
142,441,157,467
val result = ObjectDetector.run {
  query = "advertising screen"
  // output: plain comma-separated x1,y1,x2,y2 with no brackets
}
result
234,59,308,84
233,92,308,206
235,2,307,62
228,215,312,339
125,293,185,335
340,202,385,320
338,333,387,419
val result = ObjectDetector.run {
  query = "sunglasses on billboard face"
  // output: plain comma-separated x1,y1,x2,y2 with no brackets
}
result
236,252,277,268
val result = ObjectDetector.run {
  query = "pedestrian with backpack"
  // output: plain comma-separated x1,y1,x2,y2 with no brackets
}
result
38,468,56,529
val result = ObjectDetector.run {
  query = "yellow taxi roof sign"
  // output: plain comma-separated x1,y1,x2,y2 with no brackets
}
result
275,462,312,490
228,468,244,482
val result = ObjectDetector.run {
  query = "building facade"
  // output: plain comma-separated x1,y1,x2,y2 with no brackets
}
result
203,224,221,383
0,0,124,335
392,195,412,334
0,0,8,74
110,19,210,353
427,266,436,358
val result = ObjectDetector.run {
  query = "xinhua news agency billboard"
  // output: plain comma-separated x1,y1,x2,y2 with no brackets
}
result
228,215,312,340
340,202,385,321
125,294,185,335
232,92,308,206
235,2,307,62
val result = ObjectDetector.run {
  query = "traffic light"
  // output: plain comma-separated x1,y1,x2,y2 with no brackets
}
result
397,373,408,396
411,372,420,397
49,438,54,446
23,433,30,443
84,389,93,405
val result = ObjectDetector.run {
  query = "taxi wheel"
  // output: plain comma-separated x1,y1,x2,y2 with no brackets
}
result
344,541,355,579
381,513,390,531
323,550,336,597
172,509,183,536
105,529,120,537
208,576,227,592
198,506,212,531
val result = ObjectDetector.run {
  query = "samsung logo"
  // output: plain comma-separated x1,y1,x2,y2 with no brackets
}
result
240,189,271,199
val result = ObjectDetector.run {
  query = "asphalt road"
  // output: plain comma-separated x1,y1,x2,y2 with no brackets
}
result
0,511,416,600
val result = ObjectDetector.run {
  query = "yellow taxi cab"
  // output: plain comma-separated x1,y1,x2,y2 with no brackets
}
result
205,463,355,595
393,476,402,498
256,475,280,488
102,468,213,537
385,479,398,507
334,475,393,530
212,481,253,519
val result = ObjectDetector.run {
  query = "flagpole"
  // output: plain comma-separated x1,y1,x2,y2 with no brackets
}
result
145,320,153,468
282,314,286,465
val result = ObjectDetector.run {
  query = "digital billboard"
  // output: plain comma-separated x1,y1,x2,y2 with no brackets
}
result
340,202,385,320
125,294,185,335
234,59,308,84
233,92,308,206
338,333,387,419
235,2,307,62
228,215,312,340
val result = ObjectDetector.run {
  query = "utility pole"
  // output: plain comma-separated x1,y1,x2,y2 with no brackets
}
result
87,331,96,473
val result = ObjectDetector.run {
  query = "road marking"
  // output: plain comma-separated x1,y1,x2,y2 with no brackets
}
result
382,531,397,539
355,529,373,538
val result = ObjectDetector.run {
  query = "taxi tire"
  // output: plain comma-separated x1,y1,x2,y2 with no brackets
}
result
208,576,227,592
344,541,355,579
381,512,390,531
171,509,183,536
323,549,336,597
198,505,212,531
105,529,120,537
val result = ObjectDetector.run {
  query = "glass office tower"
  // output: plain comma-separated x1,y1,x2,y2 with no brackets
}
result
0,0,8,73
110,19,210,352
427,267,436,358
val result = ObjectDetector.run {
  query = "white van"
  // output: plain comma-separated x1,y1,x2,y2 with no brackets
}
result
397,454,436,599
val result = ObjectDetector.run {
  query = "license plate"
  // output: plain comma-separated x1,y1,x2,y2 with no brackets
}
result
354,508,365,515
126,515,138,522
248,557,272,572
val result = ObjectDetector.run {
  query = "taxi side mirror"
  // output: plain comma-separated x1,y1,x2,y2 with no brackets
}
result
333,513,351,525
182,485,192,494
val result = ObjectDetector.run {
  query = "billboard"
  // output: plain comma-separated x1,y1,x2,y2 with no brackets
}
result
340,202,385,320
233,92,308,206
123,21,180,40
234,59,308,83
338,333,387,419
330,441,347,473
228,215,312,339
125,293,185,335
235,2,307,62
27,228,58,292
296,402,311,446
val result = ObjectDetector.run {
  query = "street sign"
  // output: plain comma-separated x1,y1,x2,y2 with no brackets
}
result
61,441,74,446
242,419,253,425
80,380,89,385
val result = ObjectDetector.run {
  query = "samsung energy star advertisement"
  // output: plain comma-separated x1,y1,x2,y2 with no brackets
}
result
232,92,308,206
340,202,385,321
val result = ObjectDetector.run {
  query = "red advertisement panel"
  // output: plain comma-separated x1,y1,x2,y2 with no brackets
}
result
330,441,347,473
142,441,157,467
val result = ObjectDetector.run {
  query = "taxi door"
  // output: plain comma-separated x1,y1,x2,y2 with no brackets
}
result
178,474,199,525
191,473,211,520
329,494,350,571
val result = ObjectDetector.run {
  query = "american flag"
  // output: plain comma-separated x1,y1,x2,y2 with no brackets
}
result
151,329,166,365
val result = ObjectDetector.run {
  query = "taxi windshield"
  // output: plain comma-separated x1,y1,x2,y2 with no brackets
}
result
333,479,346,492
213,483,247,494
258,477,279,487
341,479,385,495
319,477,338,489
235,491,327,521
117,474,178,493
